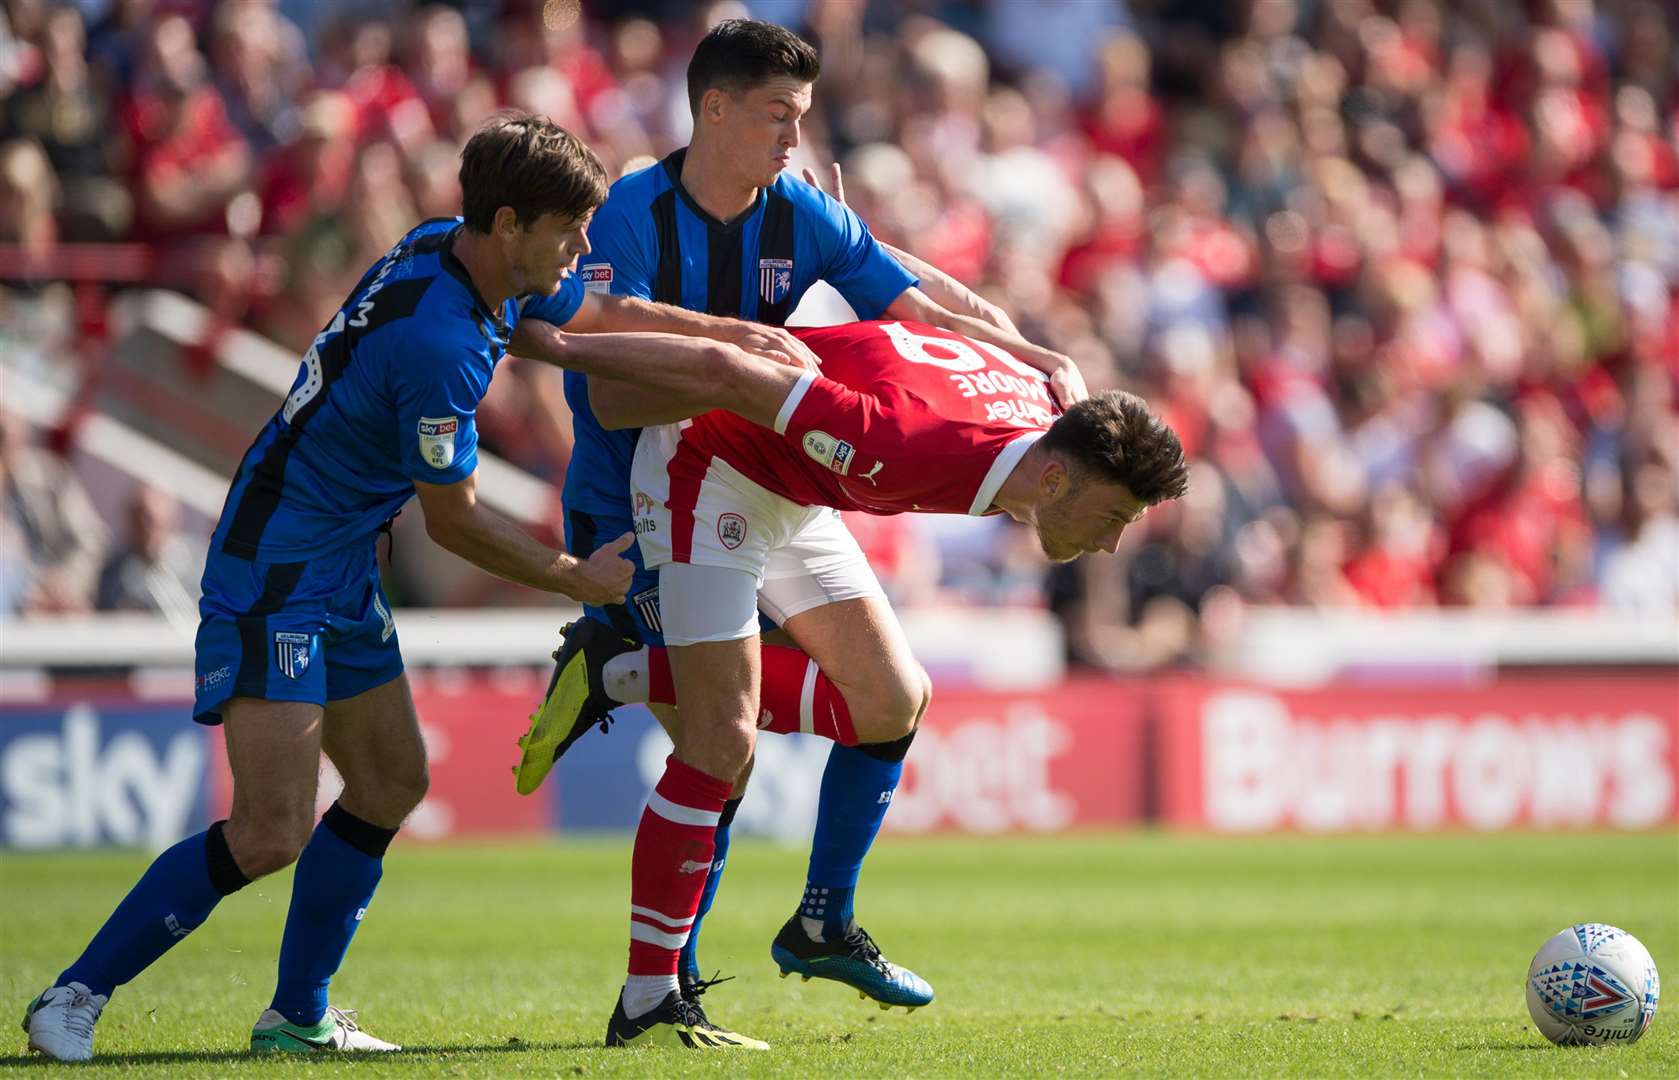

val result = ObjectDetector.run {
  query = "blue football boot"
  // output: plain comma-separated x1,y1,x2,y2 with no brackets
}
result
770,916,934,1011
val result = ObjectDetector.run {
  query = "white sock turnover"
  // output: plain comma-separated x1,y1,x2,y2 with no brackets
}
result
621,974,680,1019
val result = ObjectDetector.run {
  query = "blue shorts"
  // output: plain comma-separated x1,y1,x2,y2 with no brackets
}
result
192,542,403,725
567,507,776,649
568,507,664,646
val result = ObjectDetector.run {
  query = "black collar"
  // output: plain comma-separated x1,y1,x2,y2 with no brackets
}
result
439,222,509,333
660,148,765,232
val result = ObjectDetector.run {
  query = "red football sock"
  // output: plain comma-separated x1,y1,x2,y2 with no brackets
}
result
626,755,732,976
647,646,674,704
645,645,858,745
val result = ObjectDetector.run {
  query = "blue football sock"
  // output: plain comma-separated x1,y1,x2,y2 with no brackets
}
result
680,797,739,982
801,738,910,941
59,822,248,998
270,803,395,1027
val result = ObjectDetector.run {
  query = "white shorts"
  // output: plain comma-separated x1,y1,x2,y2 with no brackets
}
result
632,423,885,645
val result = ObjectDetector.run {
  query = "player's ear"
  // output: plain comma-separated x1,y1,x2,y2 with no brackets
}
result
492,205,520,240
1040,457,1070,501
701,86,729,125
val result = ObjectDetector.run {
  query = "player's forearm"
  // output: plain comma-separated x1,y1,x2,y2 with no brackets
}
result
915,303,1069,381
425,502,581,595
514,320,726,385
589,375,715,430
577,294,738,340
515,321,794,428
881,244,1017,334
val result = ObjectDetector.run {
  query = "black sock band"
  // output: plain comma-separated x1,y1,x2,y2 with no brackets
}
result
322,801,399,858
858,728,917,763
205,820,250,896
718,797,742,831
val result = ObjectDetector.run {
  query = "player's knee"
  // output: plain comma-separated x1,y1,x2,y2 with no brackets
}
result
387,760,430,818
848,664,925,743
226,816,312,879
676,710,757,780
343,759,430,825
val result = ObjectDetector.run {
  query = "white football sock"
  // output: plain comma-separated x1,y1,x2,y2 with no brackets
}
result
622,974,680,1019
603,649,651,704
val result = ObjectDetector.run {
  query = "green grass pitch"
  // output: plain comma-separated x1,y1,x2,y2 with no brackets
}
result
2,832,1674,1077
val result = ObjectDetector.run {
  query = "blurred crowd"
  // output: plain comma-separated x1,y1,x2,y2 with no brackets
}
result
1,0,1675,670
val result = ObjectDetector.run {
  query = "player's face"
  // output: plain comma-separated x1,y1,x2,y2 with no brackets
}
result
508,209,593,296
1034,470,1147,563
718,77,812,187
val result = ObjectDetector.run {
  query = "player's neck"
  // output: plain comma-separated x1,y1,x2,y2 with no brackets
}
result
450,226,515,310
679,141,760,224
990,443,1046,526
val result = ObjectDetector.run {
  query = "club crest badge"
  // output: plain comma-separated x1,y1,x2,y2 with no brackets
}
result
759,258,793,304
631,586,662,633
274,631,313,680
718,512,748,550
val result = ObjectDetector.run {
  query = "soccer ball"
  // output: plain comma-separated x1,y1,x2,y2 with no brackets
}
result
1526,923,1660,1046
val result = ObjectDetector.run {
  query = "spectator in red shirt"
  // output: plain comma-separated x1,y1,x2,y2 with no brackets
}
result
122,14,252,240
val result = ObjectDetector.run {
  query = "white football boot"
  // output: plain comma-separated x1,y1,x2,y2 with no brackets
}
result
250,1005,401,1052
22,982,108,1062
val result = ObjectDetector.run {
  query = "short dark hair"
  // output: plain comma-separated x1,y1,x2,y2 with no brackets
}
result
458,112,608,232
687,18,820,116
1041,391,1189,505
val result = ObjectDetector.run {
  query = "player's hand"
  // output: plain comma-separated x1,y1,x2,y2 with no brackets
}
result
801,162,845,204
1048,361,1089,410
725,323,822,373
563,533,635,606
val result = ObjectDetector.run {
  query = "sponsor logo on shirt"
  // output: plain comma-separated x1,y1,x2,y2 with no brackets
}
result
417,416,459,469
717,512,748,551
759,258,793,304
581,265,613,294
802,430,855,476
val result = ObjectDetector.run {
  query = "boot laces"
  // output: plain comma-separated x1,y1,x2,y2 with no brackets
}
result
59,989,101,1040
326,1006,360,1032
841,926,895,977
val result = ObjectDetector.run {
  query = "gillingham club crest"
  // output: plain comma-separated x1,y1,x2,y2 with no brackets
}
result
759,258,793,305
274,631,313,680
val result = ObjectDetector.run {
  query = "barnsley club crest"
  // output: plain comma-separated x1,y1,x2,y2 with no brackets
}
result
717,512,748,550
